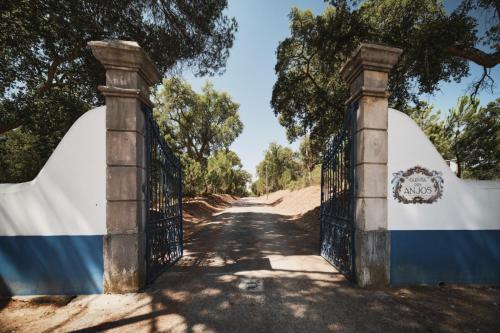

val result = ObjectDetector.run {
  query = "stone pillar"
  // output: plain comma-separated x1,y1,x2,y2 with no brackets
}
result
340,43,402,287
88,40,161,293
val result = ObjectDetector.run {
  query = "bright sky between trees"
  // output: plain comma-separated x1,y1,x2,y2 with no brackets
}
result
183,0,499,179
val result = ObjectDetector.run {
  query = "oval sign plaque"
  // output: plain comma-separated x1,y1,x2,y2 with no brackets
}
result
391,166,444,204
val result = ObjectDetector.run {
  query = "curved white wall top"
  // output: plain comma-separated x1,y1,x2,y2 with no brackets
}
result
0,106,106,236
387,108,500,231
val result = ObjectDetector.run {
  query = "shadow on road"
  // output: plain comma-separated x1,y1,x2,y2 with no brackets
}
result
62,202,500,333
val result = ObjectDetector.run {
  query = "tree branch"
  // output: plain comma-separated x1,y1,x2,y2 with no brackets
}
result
36,44,84,95
36,56,64,94
470,66,494,101
0,120,23,135
446,45,500,68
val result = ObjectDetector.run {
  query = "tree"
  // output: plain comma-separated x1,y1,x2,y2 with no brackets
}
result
154,78,243,165
181,155,205,197
409,101,449,156
206,150,251,196
253,143,301,194
272,0,499,155
459,98,500,179
0,0,237,183
444,96,480,177
443,96,499,179
1,0,237,134
155,78,248,196
299,135,319,185
411,96,499,180
0,90,92,182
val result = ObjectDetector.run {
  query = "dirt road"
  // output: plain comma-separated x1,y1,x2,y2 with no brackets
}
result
1,197,499,332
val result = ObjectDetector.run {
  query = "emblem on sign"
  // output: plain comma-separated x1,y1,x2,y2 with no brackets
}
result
391,166,444,204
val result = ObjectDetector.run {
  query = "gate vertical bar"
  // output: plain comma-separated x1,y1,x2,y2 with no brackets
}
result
349,100,358,280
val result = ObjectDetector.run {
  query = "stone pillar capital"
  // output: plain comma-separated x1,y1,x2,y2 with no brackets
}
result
88,40,161,107
88,40,162,85
341,43,402,103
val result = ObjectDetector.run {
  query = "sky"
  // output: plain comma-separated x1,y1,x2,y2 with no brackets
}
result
182,0,499,179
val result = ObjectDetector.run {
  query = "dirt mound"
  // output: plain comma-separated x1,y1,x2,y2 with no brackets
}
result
182,187,321,239
182,194,238,239
256,185,321,234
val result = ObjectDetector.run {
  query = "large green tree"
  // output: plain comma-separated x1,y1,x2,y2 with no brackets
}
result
0,0,237,182
1,0,237,134
206,150,251,196
154,77,243,164
272,0,499,155
252,143,301,195
155,77,246,196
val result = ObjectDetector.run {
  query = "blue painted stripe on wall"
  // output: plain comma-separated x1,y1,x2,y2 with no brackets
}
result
0,235,103,295
391,230,500,286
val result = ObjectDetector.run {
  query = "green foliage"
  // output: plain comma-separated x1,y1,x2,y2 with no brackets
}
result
252,138,321,196
0,129,40,183
155,78,243,163
458,99,500,179
0,0,237,182
287,165,322,191
0,90,89,182
181,155,205,197
299,135,320,183
206,150,251,196
272,0,499,156
411,96,500,179
155,77,249,196
443,96,500,179
253,143,301,195
409,101,449,156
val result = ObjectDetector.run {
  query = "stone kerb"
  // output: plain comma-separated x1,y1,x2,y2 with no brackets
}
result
88,40,161,293
340,43,402,287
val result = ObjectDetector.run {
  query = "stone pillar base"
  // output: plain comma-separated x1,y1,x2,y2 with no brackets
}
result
103,233,146,293
355,230,390,287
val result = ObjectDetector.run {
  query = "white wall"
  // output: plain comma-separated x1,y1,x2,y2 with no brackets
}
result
387,109,500,231
0,106,106,236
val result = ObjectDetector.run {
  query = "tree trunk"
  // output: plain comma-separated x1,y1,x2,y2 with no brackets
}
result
456,155,462,178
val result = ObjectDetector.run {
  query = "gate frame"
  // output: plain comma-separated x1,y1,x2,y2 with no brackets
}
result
89,40,162,293
142,104,184,283
320,100,358,281
339,43,402,287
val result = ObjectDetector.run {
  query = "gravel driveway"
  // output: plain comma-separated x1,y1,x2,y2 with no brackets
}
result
1,197,499,332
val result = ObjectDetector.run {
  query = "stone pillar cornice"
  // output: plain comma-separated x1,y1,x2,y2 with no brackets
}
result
340,43,402,104
340,43,402,83
97,86,154,109
88,40,162,86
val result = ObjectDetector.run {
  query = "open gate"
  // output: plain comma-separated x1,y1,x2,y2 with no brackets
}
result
320,101,358,280
142,105,183,283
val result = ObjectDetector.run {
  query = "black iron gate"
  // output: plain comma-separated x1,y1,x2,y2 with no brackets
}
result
142,105,183,283
320,101,358,280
